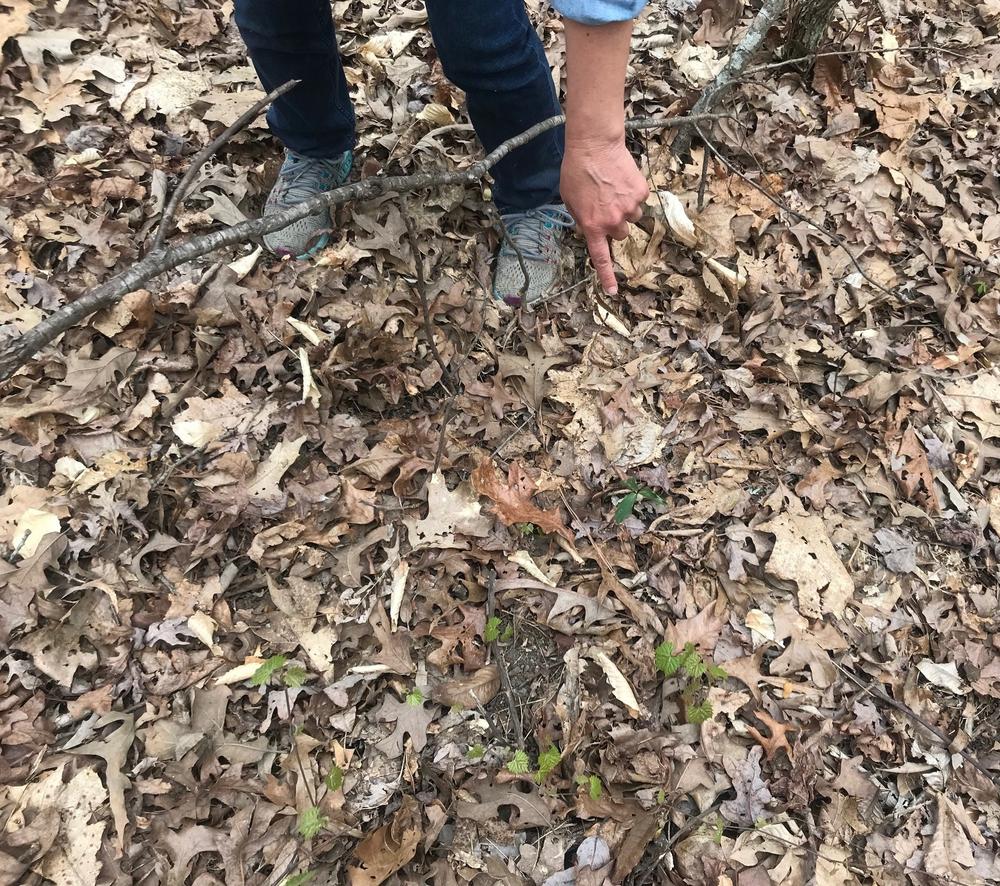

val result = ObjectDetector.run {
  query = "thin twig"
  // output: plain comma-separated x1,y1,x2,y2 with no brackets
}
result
835,661,999,788
152,79,300,252
489,202,530,304
672,0,789,156
401,197,449,381
488,568,524,750
744,42,994,75
0,111,725,381
694,124,898,300
432,400,455,475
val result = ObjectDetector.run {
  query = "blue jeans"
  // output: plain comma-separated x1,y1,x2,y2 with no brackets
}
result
233,0,564,212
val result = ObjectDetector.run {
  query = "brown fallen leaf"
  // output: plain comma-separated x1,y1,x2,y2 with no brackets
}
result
759,513,854,618
471,459,572,542
432,665,499,709
746,709,795,761
347,795,422,886
720,746,772,826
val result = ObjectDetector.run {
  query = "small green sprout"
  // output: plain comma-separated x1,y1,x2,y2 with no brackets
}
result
484,615,503,644
507,749,530,774
614,478,665,524
324,766,344,792
251,654,287,687
535,744,561,782
297,806,328,840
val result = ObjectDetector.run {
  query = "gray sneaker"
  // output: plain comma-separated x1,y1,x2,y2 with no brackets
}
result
263,150,353,259
493,204,575,308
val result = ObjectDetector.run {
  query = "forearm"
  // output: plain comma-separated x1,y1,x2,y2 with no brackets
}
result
563,19,633,145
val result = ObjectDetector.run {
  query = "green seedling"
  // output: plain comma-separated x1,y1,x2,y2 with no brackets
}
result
297,806,328,840
324,765,344,792
654,641,727,724
575,774,603,800
507,749,531,774
535,744,561,782
614,477,665,524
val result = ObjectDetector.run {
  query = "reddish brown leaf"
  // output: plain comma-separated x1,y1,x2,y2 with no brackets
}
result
471,460,572,541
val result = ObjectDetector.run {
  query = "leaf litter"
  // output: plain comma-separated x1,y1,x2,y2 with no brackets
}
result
2,0,1000,884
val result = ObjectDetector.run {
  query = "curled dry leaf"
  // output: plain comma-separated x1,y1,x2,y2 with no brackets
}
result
347,795,422,886
432,664,500,709
588,648,643,717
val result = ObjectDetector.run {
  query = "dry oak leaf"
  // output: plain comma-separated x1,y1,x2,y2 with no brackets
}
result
747,710,795,761
375,692,436,757
471,459,572,542
721,745,772,826
758,513,853,619
925,793,985,886
70,713,134,853
404,471,491,550
3,763,105,886
347,795,422,886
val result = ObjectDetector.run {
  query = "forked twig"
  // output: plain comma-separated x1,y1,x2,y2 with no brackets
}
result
0,112,724,381
152,79,300,252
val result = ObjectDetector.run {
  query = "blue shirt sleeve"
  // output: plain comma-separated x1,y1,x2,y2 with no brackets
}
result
551,0,648,24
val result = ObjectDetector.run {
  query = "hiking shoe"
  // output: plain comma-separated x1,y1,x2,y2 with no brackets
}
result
263,150,353,259
493,204,575,308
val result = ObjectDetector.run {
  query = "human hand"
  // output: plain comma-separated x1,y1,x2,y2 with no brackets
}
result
561,136,649,295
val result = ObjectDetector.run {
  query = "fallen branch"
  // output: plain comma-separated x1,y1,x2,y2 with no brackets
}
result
0,112,725,382
151,79,300,252
672,0,789,156
693,123,897,300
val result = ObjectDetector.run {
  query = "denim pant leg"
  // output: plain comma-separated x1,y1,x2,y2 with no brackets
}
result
425,0,564,212
233,0,355,158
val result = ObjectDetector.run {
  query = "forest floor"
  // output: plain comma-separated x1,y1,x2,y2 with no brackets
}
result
2,1,1000,884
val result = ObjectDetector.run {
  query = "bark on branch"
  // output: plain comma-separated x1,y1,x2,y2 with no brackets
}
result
0,112,725,382
671,0,789,156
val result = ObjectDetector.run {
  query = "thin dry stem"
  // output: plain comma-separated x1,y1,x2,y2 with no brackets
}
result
152,79,300,252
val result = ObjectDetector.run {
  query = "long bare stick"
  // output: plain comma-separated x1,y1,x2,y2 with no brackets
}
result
672,0,789,156
151,79,300,252
694,123,896,299
0,112,723,382
835,661,998,788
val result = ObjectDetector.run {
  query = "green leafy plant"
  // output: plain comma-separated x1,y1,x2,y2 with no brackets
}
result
251,655,311,689
467,743,485,760
653,641,727,724
282,872,314,886
406,687,425,706
250,654,288,687
297,806,328,840
324,765,344,792
516,522,539,536
484,615,503,644
575,773,603,800
506,749,530,774
613,478,665,524
535,744,561,782
283,666,308,688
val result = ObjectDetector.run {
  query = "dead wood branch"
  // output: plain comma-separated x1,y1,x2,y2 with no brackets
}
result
672,0,789,156
835,662,1000,789
151,79,300,252
0,112,723,382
